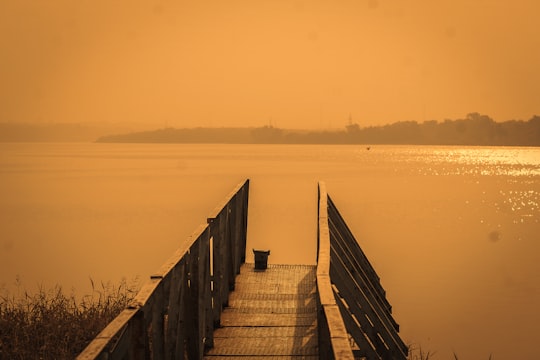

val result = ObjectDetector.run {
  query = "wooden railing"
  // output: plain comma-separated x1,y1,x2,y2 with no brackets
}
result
317,182,355,360
317,181,408,360
77,179,249,360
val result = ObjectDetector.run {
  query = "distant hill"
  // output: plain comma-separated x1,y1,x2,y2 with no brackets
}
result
97,127,255,144
0,122,152,142
96,114,540,146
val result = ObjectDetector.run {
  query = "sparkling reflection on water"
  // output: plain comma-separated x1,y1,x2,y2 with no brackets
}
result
371,146,540,177
349,145,540,224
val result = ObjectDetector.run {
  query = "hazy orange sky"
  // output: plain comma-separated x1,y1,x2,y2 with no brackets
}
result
1,0,538,129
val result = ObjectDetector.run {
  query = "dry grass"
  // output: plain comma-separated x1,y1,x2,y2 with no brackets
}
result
0,277,139,360
407,345,495,360
408,344,437,360
454,352,493,360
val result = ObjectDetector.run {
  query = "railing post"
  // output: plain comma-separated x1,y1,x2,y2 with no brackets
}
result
239,180,249,265
130,309,146,360
150,279,165,359
164,258,187,360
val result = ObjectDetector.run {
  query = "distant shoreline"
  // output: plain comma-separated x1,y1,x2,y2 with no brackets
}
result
2,113,539,146
96,114,540,147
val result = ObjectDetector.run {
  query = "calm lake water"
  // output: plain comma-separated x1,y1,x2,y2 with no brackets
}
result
1,143,539,359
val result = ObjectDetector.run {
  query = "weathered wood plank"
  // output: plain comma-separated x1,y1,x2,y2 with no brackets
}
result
163,258,186,360
212,326,317,338
207,337,318,356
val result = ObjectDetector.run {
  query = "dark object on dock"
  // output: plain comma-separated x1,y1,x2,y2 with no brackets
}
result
253,249,270,270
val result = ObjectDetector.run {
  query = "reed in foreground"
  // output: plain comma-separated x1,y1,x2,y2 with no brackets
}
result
0,278,139,360
408,344,436,360
407,345,495,360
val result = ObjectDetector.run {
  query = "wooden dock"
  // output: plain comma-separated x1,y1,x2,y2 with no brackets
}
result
204,263,318,359
78,179,408,360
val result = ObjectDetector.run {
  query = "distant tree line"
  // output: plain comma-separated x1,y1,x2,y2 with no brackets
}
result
356,113,540,146
96,113,540,146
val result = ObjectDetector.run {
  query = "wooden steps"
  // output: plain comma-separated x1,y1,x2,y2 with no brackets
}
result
204,264,319,359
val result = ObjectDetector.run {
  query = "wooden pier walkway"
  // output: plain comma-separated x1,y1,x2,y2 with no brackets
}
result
205,263,318,359
78,179,408,360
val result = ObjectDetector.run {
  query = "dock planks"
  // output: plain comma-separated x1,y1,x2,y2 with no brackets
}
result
204,264,319,359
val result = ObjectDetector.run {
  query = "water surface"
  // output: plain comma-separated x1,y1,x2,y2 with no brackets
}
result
1,143,538,359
